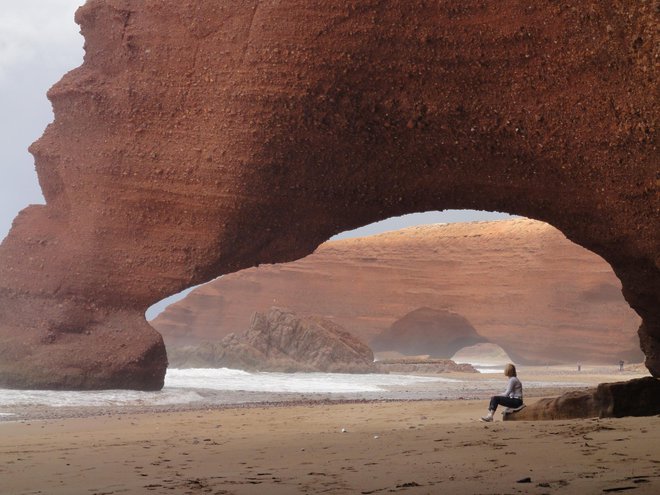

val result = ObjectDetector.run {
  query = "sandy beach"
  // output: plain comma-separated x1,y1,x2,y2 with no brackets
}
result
1,399,659,495
1,368,658,495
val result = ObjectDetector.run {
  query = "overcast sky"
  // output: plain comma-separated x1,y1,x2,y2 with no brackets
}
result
0,0,84,240
0,2,513,317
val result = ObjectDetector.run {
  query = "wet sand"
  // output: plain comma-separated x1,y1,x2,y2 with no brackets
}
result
1,368,658,495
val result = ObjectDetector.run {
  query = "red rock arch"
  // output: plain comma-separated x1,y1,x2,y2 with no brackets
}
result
0,0,657,389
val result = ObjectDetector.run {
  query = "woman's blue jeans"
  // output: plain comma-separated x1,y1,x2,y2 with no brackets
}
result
489,396,523,411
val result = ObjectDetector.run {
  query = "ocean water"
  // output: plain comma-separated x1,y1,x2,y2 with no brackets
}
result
0,368,590,419
165,368,454,393
0,368,455,409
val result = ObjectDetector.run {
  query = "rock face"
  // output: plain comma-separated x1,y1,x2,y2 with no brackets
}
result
504,377,660,420
168,307,375,373
0,1,656,389
371,307,487,358
154,220,642,365
451,343,513,367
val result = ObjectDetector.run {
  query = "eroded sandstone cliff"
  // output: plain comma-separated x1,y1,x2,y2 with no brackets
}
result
154,220,643,365
0,0,656,389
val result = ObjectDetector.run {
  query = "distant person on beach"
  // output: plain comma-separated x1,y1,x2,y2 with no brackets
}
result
577,363,581,372
480,363,523,422
619,360,624,371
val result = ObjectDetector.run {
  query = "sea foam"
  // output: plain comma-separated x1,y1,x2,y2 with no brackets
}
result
165,368,454,394
0,368,453,408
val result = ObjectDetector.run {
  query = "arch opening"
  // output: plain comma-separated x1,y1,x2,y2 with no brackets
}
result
151,211,644,377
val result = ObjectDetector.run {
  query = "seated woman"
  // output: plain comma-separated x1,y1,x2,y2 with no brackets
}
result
481,363,523,422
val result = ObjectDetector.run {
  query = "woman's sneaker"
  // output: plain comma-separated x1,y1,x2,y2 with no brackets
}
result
480,415,493,422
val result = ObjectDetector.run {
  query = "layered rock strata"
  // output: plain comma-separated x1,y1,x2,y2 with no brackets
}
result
155,220,642,365
168,307,375,373
0,1,656,389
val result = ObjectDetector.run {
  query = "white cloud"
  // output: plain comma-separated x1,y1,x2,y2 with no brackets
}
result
0,0,84,82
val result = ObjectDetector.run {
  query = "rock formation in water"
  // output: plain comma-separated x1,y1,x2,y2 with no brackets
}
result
0,1,656,389
373,358,476,374
154,220,643,365
168,307,375,373
371,307,487,358
504,377,660,420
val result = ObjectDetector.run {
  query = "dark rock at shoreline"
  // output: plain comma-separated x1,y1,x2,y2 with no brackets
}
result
168,307,376,373
504,377,660,420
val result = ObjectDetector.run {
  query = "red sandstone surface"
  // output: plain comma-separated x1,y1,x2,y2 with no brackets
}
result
154,220,643,365
0,1,656,389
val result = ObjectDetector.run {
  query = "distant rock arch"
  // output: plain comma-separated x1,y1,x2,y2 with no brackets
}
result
0,0,656,389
